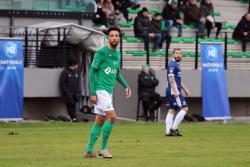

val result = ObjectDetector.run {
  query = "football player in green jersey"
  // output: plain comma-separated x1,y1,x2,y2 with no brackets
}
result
83,26,132,158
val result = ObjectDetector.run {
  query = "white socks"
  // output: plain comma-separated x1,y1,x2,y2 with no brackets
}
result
172,110,187,130
165,112,174,134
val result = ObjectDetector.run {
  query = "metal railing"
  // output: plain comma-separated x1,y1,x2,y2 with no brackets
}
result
119,31,248,70
0,26,75,68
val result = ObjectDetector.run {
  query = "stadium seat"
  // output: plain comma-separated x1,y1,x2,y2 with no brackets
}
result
213,11,221,17
127,7,141,14
227,39,238,44
119,21,133,28
182,51,196,57
148,8,162,14
222,23,236,30
171,37,183,43
123,36,143,42
183,38,195,43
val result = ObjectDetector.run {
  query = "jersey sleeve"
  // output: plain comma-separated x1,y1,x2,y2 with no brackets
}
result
90,52,104,70
116,71,129,89
88,52,104,96
167,63,176,77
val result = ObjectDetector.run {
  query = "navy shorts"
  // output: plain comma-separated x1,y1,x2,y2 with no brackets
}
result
166,93,188,111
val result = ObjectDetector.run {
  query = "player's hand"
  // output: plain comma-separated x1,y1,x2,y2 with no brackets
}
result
125,88,132,98
184,89,191,97
90,96,97,104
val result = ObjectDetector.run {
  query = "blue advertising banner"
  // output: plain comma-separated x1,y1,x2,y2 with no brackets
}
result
0,39,23,121
201,43,231,120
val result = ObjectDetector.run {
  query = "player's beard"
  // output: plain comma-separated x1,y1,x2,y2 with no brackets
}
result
174,57,182,62
110,41,119,49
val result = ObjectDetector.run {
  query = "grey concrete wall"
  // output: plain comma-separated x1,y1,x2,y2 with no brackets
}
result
24,68,62,97
0,17,10,26
24,68,250,97
23,68,250,120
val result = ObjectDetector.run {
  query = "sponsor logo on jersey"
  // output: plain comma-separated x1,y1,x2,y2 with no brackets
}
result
104,67,117,75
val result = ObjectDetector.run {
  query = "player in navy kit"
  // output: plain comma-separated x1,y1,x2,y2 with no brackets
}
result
165,48,191,136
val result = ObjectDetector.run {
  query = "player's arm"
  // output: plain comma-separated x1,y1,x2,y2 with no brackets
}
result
168,64,179,98
181,82,191,97
116,71,132,98
168,75,179,98
89,53,104,103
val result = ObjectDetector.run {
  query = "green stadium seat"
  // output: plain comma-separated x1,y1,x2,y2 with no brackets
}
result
123,36,143,42
182,51,196,57
183,38,195,43
244,52,250,58
127,7,141,14
148,8,162,14
211,38,224,42
213,11,221,17
149,52,159,56
126,50,169,57
222,23,236,30
119,21,133,28
227,52,246,58
227,39,238,44
171,37,183,43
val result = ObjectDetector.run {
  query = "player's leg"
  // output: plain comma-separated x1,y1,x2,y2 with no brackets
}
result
165,109,175,136
171,94,188,136
171,107,188,136
99,110,116,158
165,94,177,136
84,115,105,158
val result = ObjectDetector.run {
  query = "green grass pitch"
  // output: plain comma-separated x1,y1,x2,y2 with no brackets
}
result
0,121,250,167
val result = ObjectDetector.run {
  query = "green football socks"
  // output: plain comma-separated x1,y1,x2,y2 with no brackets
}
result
86,123,102,153
101,121,113,150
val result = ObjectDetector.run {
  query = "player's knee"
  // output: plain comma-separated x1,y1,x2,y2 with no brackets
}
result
95,119,105,126
107,111,116,123
108,116,116,123
95,115,106,126
182,107,188,112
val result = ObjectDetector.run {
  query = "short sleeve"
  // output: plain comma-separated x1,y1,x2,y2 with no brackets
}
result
90,53,104,70
167,63,176,77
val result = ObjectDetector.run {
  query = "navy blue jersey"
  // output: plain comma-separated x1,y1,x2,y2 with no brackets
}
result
167,59,182,92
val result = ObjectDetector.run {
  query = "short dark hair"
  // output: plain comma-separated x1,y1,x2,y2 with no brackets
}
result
67,58,78,66
173,48,182,54
142,7,148,13
107,26,121,36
